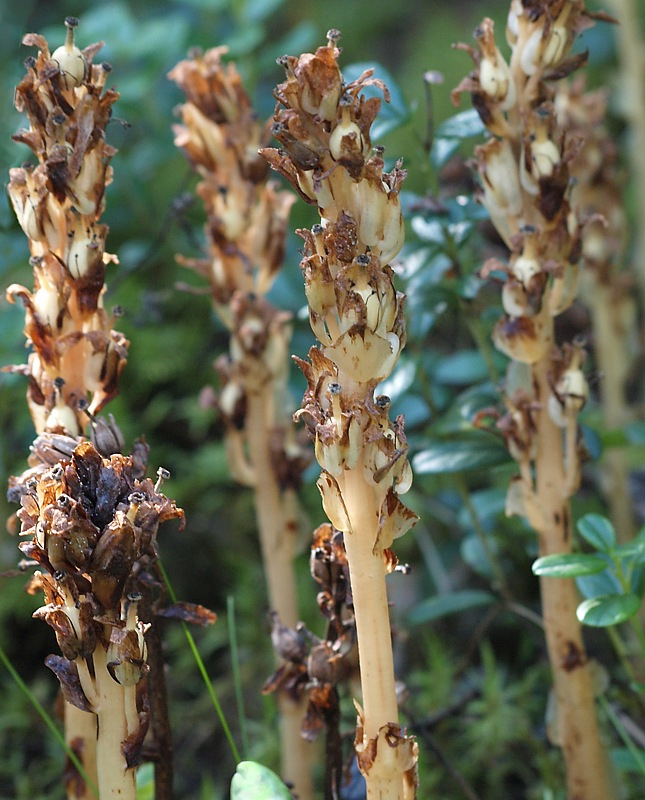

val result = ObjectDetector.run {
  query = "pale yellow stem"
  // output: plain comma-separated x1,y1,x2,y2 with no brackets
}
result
533,359,616,800
339,463,412,800
92,645,138,800
607,0,645,313
64,702,98,800
339,465,399,739
587,283,636,542
245,391,313,800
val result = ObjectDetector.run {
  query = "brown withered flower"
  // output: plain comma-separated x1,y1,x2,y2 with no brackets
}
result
264,524,356,797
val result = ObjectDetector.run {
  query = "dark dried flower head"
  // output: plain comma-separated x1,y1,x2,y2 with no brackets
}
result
15,440,184,624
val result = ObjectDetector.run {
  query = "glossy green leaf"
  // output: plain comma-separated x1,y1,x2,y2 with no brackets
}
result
411,217,445,245
580,424,603,460
625,421,645,445
577,514,616,552
244,0,285,23
436,108,486,139
230,761,292,800
431,137,460,169
461,532,498,579
408,589,496,626
433,383,500,436
434,350,490,386
532,553,608,578
577,594,641,627
413,436,509,474
457,487,506,534
136,763,155,800
576,569,621,600
614,540,645,564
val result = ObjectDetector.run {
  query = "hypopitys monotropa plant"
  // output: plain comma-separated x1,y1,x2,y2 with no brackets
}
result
6,20,184,800
168,47,314,797
455,3,616,798
262,31,418,799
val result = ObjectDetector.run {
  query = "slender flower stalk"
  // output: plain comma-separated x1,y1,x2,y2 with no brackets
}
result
262,31,418,799
604,0,645,315
455,4,616,798
168,47,314,797
555,79,637,543
6,20,183,800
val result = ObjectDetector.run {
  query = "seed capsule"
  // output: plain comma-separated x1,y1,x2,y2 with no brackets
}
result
51,18,86,90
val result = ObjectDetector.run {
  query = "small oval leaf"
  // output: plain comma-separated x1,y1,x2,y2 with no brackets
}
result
532,553,608,578
577,514,616,552
577,594,641,627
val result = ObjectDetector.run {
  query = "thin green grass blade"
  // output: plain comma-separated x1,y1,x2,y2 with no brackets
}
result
157,558,241,764
601,695,645,777
0,641,99,798
227,595,250,759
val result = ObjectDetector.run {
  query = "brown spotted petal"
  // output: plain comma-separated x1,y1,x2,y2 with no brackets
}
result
34,603,83,660
278,41,343,123
89,511,135,610
317,471,351,533
375,490,419,551
324,326,400,384
492,311,550,364
156,601,216,627
106,625,149,687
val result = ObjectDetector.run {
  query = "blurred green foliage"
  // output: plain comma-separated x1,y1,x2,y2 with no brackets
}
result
2,0,645,798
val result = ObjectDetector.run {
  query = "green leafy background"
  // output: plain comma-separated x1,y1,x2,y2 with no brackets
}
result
2,0,645,798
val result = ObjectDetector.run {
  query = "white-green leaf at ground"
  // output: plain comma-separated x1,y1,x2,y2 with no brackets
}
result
577,594,641,627
532,553,608,578
136,763,154,800
230,761,292,800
